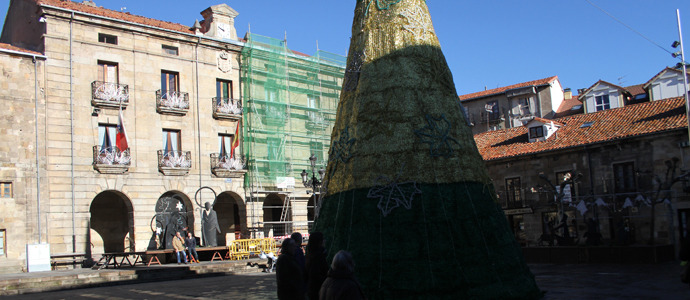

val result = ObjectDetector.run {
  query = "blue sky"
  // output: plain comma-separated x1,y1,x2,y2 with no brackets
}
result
1,0,689,95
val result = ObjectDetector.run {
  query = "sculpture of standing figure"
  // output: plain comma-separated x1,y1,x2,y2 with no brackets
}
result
202,202,221,247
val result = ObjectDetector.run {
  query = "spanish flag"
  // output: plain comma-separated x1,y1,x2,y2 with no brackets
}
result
230,122,240,158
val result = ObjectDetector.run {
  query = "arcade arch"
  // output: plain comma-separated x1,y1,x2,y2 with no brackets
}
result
89,190,134,253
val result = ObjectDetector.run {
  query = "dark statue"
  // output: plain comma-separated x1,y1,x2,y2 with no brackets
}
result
202,202,221,247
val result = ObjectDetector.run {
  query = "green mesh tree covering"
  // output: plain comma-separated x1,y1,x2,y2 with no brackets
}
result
313,1,542,299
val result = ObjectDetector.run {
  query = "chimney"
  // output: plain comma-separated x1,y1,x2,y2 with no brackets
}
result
564,88,572,100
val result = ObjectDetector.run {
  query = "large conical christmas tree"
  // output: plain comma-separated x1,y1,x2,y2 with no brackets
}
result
313,1,542,299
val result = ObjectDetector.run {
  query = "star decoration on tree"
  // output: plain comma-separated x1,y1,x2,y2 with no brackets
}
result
156,227,162,234
176,202,184,211
367,171,422,217
400,5,433,41
415,114,459,157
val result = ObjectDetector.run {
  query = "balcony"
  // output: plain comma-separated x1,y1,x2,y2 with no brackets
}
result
158,150,192,176
212,98,242,121
210,153,247,178
305,111,329,130
156,90,189,115
92,146,130,174
91,81,129,108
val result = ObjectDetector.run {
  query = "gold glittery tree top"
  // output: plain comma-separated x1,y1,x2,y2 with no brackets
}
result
325,0,491,196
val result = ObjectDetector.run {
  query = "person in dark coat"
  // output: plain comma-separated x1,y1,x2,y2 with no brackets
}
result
276,238,305,300
305,232,328,300
319,250,365,300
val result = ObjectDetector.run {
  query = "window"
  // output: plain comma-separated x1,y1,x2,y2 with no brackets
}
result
518,97,530,115
505,177,522,208
485,101,500,121
162,45,178,56
0,229,5,256
97,61,118,83
216,79,233,102
98,124,117,150
0,182,11,198
98,33,117,45
218,133,235,158
580,121,594,128
529,126,544,139
595,95,610,111
162,129,181,154
265,88,278,102
161,71,179,93
309,141,324,163
555,170,573,203
307,95,320,120
613,162,636,193
267,137,285,173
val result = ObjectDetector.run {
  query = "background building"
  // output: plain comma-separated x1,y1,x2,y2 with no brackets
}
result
240,33,345,237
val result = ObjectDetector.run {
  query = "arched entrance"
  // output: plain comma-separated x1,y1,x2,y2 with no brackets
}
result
154,192,194,250
215,191,247,245
263,193,290,237
90,190,134,253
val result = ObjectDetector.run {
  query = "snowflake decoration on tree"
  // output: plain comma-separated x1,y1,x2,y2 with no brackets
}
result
155,227,162,235
414,114,459,157
400,5,433,41
330,126,356,164
176,202,184,211
367,168,422,217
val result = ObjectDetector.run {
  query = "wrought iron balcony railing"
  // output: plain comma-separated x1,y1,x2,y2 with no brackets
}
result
157,150,192,176
210,153,245,171
212,98,242,120
93,146,131,165
92,146,130,174
91,81,129,108
156,90,189,115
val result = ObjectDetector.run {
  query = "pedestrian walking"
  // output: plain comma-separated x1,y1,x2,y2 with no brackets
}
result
319,250,366,300
306,232,328,300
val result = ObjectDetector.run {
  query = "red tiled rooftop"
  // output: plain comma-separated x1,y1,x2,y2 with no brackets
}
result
458,76,558,101
474,97,687,161
37,0,194,34
0,43,43,55
554,95,582,118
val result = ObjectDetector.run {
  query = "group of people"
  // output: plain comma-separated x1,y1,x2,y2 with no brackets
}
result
276,232,366,300
171,231,200,264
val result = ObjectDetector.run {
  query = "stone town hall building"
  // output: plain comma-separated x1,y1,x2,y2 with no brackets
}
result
0,0,344,272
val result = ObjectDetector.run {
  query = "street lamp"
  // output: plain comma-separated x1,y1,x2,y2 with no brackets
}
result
301,154,325,192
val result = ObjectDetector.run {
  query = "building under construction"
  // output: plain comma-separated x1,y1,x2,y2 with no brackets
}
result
240,33,346,238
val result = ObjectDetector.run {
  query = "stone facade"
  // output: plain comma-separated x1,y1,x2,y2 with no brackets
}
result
0,1,255,272
483,118,690,248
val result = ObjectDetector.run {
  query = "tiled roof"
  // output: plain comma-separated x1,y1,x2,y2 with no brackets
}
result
625,84,645,97
0,43,43,55
458,76,558,101
554,94,582,118
37,0,194,34
474,97,687,161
